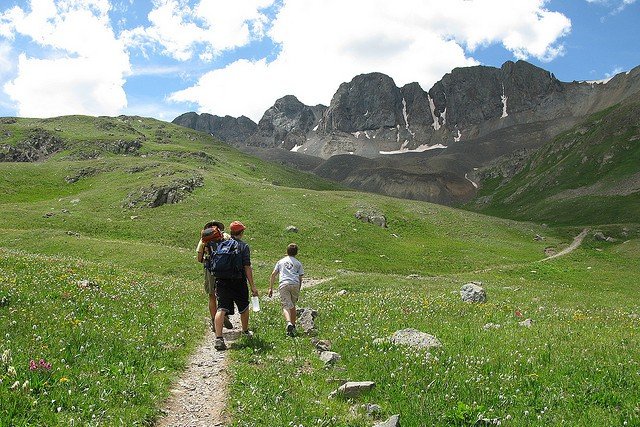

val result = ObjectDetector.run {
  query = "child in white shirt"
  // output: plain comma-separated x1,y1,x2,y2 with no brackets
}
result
269,243,304,336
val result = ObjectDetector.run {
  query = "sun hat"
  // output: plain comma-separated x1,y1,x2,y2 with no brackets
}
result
229,221,246,233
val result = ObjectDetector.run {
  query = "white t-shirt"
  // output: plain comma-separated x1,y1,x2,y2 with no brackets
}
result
273,256,304,288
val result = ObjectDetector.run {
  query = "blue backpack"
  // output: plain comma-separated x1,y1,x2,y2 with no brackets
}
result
208,239,244,279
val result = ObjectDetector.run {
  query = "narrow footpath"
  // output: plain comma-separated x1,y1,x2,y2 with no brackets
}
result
155,319,239,427
540,228,590,261
155,277,334,426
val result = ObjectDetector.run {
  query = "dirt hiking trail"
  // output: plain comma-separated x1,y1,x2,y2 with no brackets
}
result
155,318,239,427
541,228,590,261
155,277,334,426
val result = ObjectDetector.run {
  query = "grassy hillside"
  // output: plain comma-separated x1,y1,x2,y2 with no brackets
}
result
470,98,640,227
1,115,639,426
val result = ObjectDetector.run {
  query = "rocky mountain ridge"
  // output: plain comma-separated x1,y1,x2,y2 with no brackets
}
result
173,60,640,205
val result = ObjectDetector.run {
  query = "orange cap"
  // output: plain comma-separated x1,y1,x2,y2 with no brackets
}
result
229,221,246,233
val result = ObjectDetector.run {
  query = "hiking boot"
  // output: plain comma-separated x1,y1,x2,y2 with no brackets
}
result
214,337,227,351
286,323,296,337
223,315,233,330
241,330,254,338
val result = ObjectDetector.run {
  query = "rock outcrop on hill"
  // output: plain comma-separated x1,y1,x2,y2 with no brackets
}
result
172,60,640,205
0,129,65,162
172,112,257,145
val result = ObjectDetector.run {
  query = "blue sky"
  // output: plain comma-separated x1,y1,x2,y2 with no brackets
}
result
0,0,638,122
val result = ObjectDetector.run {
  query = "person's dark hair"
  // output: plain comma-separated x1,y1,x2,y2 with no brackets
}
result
287,243,298,257
204,221,224,231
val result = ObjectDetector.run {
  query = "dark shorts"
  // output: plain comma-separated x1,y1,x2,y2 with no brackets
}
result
215,278,249,315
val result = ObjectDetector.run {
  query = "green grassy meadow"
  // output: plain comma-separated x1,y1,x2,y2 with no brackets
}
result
1,116,638,426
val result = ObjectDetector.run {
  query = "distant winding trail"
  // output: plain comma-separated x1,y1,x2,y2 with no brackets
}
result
540,228,590,261
467,228,591,275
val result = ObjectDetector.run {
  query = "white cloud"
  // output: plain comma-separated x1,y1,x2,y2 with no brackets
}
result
1,0,130,117
586,0,637,15
605,66,625,78
122,0,275,61
0,41,12,76
169,0,572,122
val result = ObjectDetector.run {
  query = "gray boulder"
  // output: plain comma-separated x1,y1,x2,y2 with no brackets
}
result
329,381,375,398
387,328,442,350
355,210,387,228
460,282,487,303
296,308,318,336
319,351,341,365
374,415,401,427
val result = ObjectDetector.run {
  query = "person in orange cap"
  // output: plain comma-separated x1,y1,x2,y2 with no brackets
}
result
212,220,259,350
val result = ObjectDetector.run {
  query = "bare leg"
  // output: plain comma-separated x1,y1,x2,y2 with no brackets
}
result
290,307,297,325
214,310,226,337
282,308,292,323
208,294,217,320
240,309,250,332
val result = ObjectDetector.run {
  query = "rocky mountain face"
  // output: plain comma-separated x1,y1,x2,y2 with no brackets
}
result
172,112,257,145
247,95,326,150
172,60,640,205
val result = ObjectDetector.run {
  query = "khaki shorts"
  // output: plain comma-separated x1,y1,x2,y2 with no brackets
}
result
204,269,216,295
279,283,301,310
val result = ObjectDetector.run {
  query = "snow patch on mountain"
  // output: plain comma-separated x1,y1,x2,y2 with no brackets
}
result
379,143,447,155
501,84,508,118
428,94,441,131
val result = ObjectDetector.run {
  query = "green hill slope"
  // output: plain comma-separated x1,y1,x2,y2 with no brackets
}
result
1,115,639,426
470,98,640,226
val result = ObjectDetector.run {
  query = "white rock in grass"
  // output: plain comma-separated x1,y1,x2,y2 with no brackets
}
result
519,318,533,328
386,328,442,350
319,351,341,365
374,414,401,427
483,323,502,330
329,381,375,398
337,289,348,296
460,282,487,303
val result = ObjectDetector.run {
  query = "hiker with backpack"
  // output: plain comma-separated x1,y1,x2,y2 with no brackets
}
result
210,220,259,351
269,243,304,337
196,221,234,332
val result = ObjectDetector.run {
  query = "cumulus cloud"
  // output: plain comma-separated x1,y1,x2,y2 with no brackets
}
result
122,0,274,61
0,41,12,76
169,0,572,121
1,0,130,117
